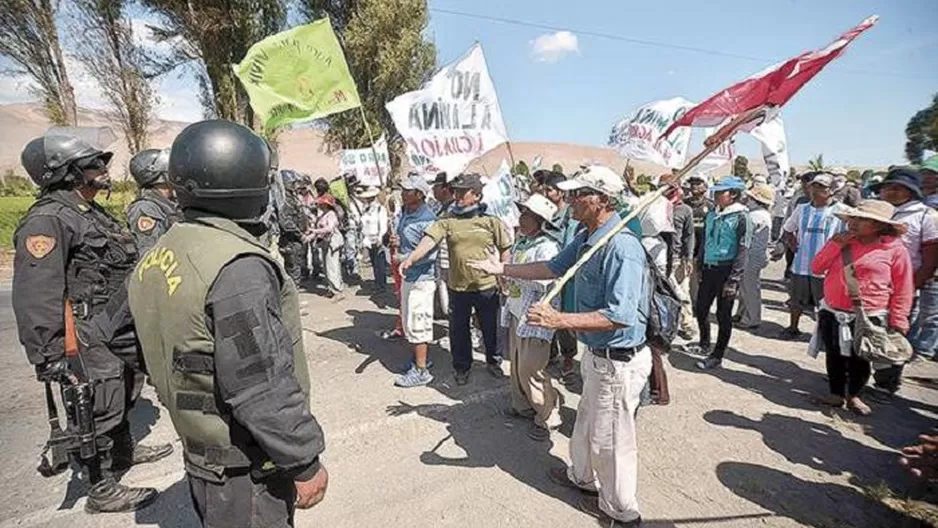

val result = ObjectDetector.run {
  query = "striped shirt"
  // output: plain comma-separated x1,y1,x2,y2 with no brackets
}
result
783,202,845,277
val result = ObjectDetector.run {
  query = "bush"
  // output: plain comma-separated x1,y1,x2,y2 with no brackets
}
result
110,180,138,194
0,171,37,198
0,192,135,249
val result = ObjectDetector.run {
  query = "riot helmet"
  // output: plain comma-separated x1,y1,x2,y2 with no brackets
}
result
129,148,170,188
168,120,270,222
20,134,114,190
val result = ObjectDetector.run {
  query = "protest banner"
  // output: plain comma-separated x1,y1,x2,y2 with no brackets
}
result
749,115,790,187
482,160,520,229
340,135,390,187
609,97,695,169
689,129,735,181
234,18,361,131
386,43,509,176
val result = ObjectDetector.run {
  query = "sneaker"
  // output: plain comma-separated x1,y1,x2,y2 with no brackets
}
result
454,370,470,386
687,344,712,356
394,366,433,388
677,328,695,341
381,329,405,340
401,358,434,372
696,356,722,370
85,478,158,514
487,363,505,378
578,495,642,527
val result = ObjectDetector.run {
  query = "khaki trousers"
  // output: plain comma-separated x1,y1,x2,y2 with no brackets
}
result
567,348,652,523
508,317,559,428
672,262,697,336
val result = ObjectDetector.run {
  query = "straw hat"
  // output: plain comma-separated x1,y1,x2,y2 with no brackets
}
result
355,186,380,199
746,184,776,207
834,200,908,234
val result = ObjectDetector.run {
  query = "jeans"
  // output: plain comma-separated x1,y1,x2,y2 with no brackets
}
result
450,288,502,373
910,280,938,358
695,263,734,358
367,245,388,291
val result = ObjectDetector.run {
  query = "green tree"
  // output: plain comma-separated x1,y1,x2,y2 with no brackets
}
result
808,154,826,172
732,155,751,179
72,0,156,153
142,0,286,125
0,0,77,125
513,160,529,177
905,93,938,164
298,0,436,166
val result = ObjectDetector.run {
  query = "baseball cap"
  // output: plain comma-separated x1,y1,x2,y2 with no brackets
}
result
556,165,624,195
451,173,485,192
516,193,558,223
710,176,746,192
399,172,431,195
810,173,833,187
921,155,938,174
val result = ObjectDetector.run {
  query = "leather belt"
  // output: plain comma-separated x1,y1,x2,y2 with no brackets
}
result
590,346,642,363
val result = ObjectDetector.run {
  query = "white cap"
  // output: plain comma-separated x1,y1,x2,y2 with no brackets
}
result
355,186,380,199
399,172,431,195
516,193,558,223
556,165,624,196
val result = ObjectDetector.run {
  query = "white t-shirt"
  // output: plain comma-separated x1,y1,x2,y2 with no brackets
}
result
359,202,388,248
894,200,938,271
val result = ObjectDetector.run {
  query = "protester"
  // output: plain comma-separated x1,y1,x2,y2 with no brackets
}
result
382,194,407,340
343,178,364,283
662,174,696,340
810,200,914,415
356,186,389,293
431,172,454,318
278,170,311,288
735,184,775,329
684,174,713,305
832,173,862,207
499,194,562,441
780,173,845,339
401,173,511,385
868,167,938,395
308,194,345,297
693,176,752,370
392,174,439,388
770,181,790,241
469,165,651,526
922,155,938,209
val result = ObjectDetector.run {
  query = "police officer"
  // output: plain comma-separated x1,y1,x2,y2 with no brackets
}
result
278,169,311,287
128,120,328,526
13,135,174,513
126,148,181,254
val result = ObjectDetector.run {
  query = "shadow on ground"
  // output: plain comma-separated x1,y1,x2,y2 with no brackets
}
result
135,477,200,527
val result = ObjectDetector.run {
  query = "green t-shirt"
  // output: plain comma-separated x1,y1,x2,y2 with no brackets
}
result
426,215,511,292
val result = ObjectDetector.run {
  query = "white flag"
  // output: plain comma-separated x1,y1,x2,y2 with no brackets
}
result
749,115,790,188
339,135,391,187
609,97,695,169
482,160,521,229
386,43,509,176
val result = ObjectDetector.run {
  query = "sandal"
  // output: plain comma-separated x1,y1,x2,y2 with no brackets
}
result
847,397,872,416
812,394,845,408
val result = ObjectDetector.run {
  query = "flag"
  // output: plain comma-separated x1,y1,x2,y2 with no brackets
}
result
340,135,390,187
234,18,361,131
664,16,878,136
609,97,696,168
386,43,509,176
749,116,790,187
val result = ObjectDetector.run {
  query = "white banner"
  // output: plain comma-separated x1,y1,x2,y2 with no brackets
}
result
749,115,790,188
609,97,695,169
482,160,520,229
386,43,509,176
339,135,390,187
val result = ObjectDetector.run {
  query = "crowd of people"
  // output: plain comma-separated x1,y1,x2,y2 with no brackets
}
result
10,116,938,527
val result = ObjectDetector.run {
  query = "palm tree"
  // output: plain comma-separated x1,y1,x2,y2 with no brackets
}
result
808,154,826,172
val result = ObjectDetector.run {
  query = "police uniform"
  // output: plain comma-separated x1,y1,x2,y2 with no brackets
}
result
278,171,311,287
128,120,327,526
127,189,182,254
13,135,171,514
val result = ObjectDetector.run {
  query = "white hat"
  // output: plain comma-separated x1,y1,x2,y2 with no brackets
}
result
355,186,379,199
516,193,558,223
556,165,624,196
399,172,431,195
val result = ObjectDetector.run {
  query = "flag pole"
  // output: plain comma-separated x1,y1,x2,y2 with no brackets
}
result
358,105,388,188
541,107,767,304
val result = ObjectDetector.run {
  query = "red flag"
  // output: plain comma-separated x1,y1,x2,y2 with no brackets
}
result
664,15,878,136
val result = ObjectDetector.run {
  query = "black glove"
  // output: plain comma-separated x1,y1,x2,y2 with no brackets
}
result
36,358,75,384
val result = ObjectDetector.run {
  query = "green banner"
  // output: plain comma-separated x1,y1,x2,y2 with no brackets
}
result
234,18,361,131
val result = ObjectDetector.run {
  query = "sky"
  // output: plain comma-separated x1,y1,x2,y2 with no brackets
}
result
1,0,936,166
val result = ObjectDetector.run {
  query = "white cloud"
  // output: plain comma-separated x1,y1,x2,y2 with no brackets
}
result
530,31,579,63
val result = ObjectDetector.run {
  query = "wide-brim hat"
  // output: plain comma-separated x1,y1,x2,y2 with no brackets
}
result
516,193,559,225
869,166,924,199
556,165,624,196
834,200,908,235
746,184,776,206
355,186,380,199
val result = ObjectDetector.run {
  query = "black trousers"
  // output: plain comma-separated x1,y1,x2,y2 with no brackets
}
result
188,472,296,528
449,288,501,373
818,310,871,397
280,238,305,287
695,263,735,358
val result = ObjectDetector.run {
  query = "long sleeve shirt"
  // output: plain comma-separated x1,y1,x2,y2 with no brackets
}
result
671,202,695,260
811,236,914,333
310,210,339,239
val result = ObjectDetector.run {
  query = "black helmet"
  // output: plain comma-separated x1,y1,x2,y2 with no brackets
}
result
169,120,270,222
129,148,170,188
21,134,113,189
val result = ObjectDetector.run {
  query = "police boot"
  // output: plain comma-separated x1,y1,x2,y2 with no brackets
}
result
85,477,158,514
109,425,174,471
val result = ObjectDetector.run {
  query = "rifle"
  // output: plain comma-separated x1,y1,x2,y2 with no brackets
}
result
36,299,101,481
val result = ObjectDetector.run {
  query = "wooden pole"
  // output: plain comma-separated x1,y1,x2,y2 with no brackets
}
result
541,107,767,304
358,105,388,188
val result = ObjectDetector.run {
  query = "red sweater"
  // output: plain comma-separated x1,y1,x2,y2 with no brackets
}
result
811,236,914,333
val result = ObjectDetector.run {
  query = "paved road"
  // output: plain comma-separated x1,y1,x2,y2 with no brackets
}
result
1,263,936,527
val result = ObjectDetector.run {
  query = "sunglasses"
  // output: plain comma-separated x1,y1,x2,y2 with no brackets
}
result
78,157,109,172
566,188,601,199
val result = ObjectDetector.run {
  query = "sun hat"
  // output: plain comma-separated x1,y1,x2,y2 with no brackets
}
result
870,166,924,199
316,194,337,208
432,172,449,186
355,186,380,199
516,193,559,224
399,172,431,195
810,173,834,188
556,165,624,195
834,199,908,234
746,184,776,206
710,176,747,192
921,155,938,174
451,173,485,193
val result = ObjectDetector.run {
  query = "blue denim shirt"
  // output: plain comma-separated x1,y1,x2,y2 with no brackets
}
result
398,203,438,282
547,214,649,349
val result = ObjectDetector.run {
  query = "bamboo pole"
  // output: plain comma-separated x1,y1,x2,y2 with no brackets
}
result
541,107,767,304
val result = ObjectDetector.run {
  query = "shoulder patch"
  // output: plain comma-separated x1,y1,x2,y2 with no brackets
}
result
137,216,157,233
24,235,56,259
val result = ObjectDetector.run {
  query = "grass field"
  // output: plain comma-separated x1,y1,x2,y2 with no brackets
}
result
0,192,135,250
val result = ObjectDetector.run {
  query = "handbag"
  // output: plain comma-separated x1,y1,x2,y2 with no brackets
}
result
840,245,913,365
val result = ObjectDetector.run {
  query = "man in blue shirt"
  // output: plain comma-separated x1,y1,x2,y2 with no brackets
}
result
469,165,650,527
391,173,439,388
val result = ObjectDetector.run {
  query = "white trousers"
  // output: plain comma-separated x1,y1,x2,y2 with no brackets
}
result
568,348,651,523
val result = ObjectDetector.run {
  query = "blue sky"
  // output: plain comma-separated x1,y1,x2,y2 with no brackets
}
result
1,0,935,166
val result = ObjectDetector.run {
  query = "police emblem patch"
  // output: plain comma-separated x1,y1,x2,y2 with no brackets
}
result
137,216,156,232
24,235,56,259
